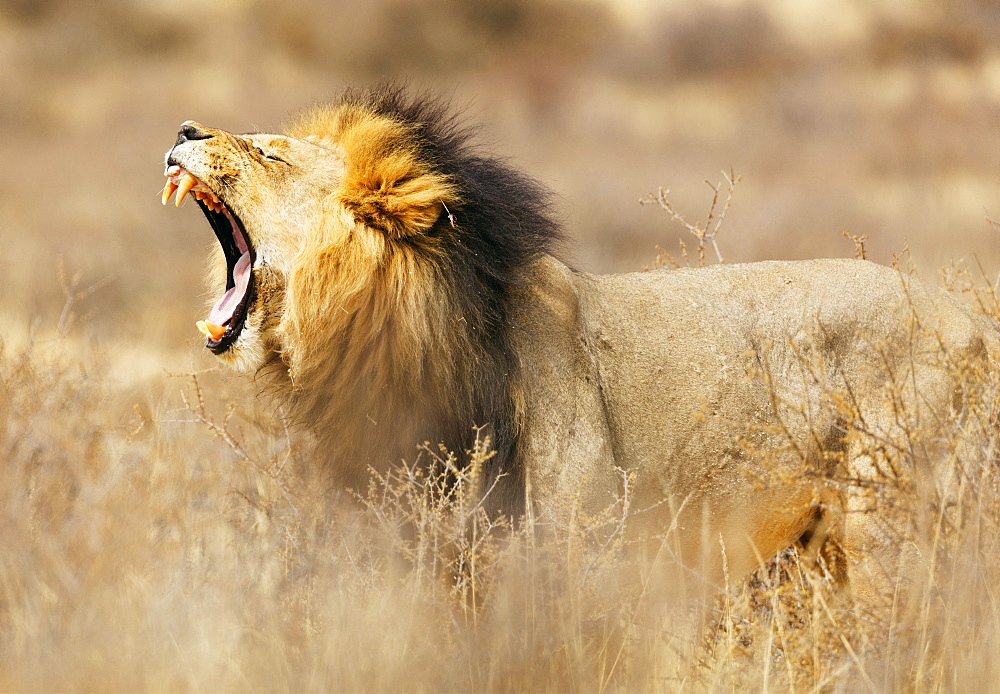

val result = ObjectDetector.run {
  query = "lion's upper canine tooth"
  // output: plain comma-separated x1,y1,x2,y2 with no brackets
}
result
196,320,227,341
175,173,197,208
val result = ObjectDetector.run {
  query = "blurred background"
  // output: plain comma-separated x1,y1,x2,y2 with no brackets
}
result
3,0,1000,371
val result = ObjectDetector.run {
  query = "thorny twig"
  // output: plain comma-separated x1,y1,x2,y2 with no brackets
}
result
985,209,1000,232
641,169,741,267
580,465,634,587
167,371,301,515
53,259,112,338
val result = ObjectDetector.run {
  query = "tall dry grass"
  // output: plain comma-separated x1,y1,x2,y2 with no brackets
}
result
5,235,1000,691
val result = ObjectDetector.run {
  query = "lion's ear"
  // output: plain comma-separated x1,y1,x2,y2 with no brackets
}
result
334,115,458,238
338,165,452,238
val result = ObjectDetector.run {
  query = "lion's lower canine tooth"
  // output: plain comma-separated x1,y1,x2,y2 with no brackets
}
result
196,320,226,341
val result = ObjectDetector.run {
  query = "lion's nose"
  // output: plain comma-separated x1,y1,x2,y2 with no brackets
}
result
176,121,213,145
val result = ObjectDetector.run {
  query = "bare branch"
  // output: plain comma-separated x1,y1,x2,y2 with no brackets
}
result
641,169,742,267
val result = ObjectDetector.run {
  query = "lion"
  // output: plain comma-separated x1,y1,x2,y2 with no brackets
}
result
162,85,1000,600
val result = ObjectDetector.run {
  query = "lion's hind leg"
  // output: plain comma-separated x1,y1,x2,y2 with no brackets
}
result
795,500,850,589
787,483,904,609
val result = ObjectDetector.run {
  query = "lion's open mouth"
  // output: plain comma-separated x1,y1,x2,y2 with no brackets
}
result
162,165,255,354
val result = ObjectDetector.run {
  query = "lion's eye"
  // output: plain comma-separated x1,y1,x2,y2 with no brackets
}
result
253,145,287,164
259,148,288,164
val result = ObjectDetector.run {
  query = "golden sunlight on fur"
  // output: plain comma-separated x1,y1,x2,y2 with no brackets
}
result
162,84,1000,602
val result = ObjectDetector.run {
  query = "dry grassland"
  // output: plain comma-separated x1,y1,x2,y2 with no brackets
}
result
3,278,1000,692
6,1,1000,691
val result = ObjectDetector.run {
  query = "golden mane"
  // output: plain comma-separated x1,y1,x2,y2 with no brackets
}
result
274,86,562,505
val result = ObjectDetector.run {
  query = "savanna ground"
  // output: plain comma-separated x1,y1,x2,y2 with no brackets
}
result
5,1,1000,690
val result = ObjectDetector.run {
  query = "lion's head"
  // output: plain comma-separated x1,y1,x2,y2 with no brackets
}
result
163,86,559,496
164,95,456,370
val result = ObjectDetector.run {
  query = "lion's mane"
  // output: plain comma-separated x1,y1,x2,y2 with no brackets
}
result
276,86,562,505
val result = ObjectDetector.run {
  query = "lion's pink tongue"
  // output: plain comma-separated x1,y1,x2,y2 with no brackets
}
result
208,252,251,326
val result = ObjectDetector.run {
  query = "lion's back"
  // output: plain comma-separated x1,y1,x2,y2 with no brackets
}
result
582,257,994,456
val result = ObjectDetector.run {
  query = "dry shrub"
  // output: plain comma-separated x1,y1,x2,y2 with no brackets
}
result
692,269,1000,690
631,180,1000,688
0,335,701,690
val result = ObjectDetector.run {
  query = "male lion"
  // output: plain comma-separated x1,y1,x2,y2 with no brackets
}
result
163,85,999,599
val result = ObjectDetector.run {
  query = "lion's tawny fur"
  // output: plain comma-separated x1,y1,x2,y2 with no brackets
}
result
167,85,1000,599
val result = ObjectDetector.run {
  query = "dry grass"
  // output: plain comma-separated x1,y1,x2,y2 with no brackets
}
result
4,253,1000,691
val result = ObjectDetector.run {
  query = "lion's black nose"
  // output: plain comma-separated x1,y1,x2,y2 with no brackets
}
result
175,121,213,146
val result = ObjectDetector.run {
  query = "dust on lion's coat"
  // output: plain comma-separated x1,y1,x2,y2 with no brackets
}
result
167,85,1000,601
